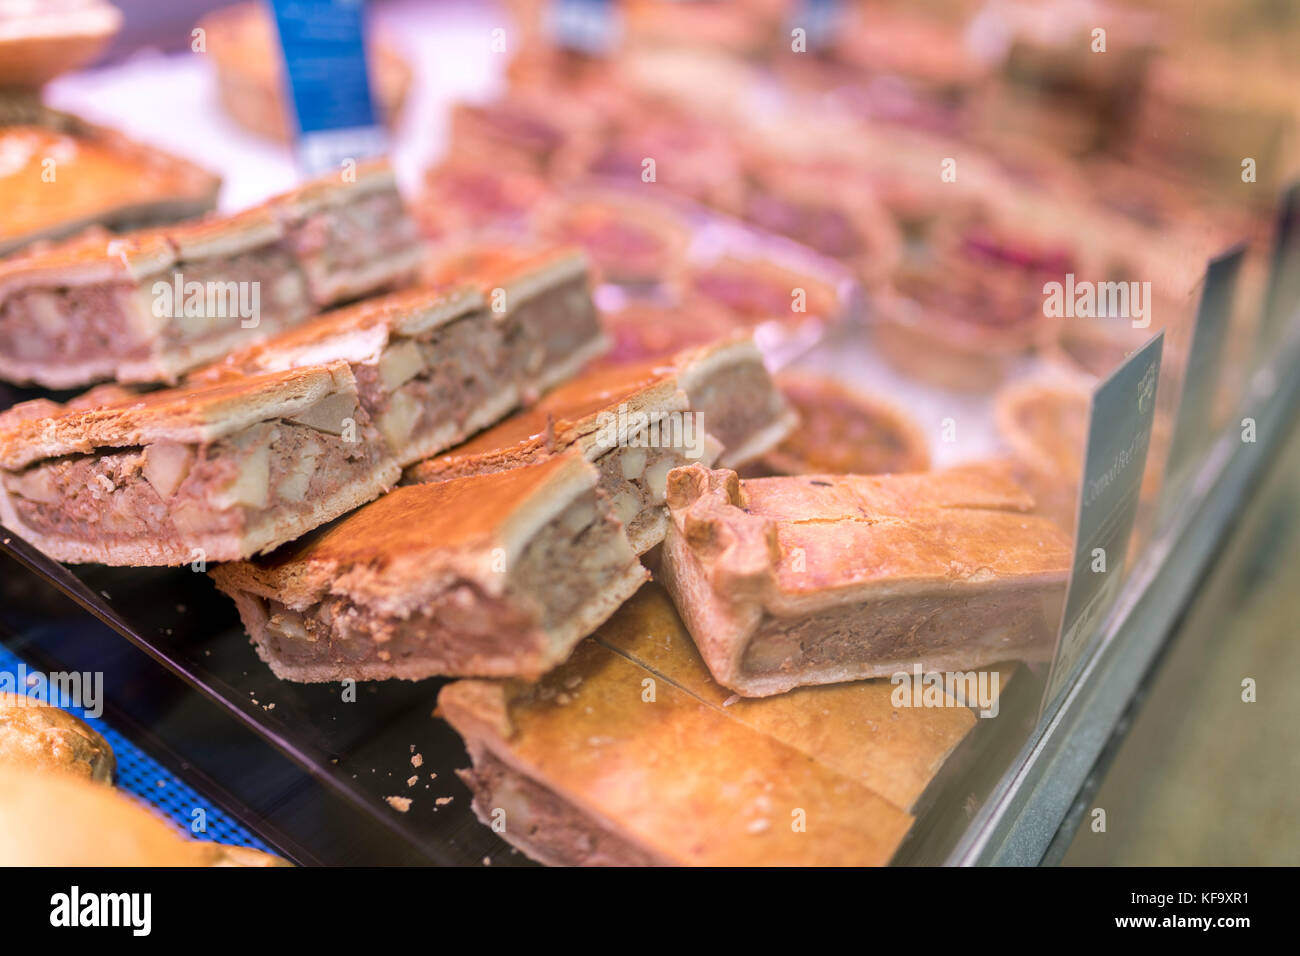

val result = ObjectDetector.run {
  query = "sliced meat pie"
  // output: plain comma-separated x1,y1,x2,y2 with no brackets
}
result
660,464,1072,696
211,452,648,683
0,361,397,566
404,336,795,553
0,160,423,388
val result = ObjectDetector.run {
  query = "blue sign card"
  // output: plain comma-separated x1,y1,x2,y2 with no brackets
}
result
1259,181,1300,350
1041,331,1165,719
268,0,387,176
1162,244,1247,497
547,0,620,55
791,0,842,50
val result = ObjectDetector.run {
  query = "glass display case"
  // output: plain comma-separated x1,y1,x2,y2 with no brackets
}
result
1,0,1298,867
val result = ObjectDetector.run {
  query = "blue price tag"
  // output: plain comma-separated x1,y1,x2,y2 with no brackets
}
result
547,0,620,55
267,0,388,175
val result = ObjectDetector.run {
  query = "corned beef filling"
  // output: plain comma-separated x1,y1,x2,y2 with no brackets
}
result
351,311,513,461
0,246,311,367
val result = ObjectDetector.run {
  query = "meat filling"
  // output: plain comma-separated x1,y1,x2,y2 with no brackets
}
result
503,276,602,381
250,488,634,678
286,190,420,296
741,587,1061,682
5,410,385,557
351,310,514,462
0,246,311,367
686,361,784,457
592,442,692,552
459,749,660,867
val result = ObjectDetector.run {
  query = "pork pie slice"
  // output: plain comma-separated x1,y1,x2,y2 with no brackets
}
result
660,464,1072,696
437,638,914,866
426,245,608,397
403,336,794,553
0,159,423,388
0,361,398,566
188,284,512,467
210,452,648,683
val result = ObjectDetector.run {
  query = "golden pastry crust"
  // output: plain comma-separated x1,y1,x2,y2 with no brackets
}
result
211,452,649,682
0,694,114,783
660,465,1070,696
596,584,978,812
438,638,915,866
0,112,220,256
0,363,356,470
0,1,121,89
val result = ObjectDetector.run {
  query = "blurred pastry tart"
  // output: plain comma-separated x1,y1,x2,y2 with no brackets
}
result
535,190,690,286
0,693,114,782
873,211,1080,390
197,2,411,142
599,297,742,364
0,104,220,256
994,378,1090,532
749,372,930,476
416,160,550,241
448,91,602,178
689,255,842,328
0,0,121,88
740,165,902,287
560,109,746,213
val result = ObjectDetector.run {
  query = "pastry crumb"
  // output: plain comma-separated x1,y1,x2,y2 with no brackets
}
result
385,796,412,813
435,796,453,806
723,694,740,707
411,753,423,768
407,775,418,787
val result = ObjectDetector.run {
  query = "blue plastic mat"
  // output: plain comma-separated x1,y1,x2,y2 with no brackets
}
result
0,643,269,851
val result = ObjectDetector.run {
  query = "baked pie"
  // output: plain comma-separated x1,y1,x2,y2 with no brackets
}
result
0,104,220,256
194,249,605,465
0,160,424,387
534,190,691,286
750,372,931,477
0,693,114,782
0,362,398,565
660,464,1071,696
212,451,648,683
0,0,121,88
438,624,916,866
404,336,795,553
